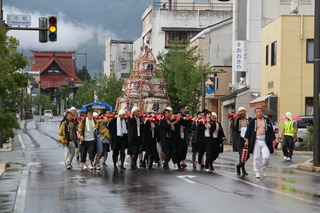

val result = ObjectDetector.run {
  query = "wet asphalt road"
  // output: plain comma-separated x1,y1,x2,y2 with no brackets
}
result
1,117,320,213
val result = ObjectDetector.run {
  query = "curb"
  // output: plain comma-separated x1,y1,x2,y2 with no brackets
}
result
289,159,320,172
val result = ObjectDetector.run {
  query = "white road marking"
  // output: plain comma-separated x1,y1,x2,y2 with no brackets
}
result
17,134,26,150
214,171,319,206
177,175,197,184
13,166,30,213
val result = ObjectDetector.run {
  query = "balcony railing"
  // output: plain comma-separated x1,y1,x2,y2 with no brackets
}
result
154,1,233,11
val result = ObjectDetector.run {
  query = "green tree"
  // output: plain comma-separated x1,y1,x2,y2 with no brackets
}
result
157,44,205,115
0,26,29,147
95,74,124,108
73,81,95,108
34,94,53,112
76,65,91,82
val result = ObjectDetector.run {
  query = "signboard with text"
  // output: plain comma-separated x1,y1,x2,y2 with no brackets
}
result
7,14,31,26
234,40,247,72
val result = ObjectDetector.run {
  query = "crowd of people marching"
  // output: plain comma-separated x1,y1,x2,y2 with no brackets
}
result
58,105,227,172
59,105,297,178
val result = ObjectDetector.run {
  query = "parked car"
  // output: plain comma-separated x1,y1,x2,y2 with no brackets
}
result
43,110,53,119
295,116,313,143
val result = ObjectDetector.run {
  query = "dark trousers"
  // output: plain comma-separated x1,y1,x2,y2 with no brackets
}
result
211,138,220,163
198,137,212,169
113,136,126,167
180,138,188,161
283,135,294,158
80,140,96,163
130,137,142,164
162,137,177,164
144,137,157,167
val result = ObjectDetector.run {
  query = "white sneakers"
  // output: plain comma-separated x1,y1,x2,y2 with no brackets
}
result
255,172,261,178
205,168,211,172
196,164,202,171
173,164,179,170
284,157,292,161
82,164,88,170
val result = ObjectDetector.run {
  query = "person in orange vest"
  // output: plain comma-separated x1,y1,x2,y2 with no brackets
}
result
280,112,298,161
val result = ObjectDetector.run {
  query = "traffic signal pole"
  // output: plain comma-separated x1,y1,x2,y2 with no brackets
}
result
313,0,320,167
201,69,226,110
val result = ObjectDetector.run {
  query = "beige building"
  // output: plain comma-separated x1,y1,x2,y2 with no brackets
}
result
260,15,314,126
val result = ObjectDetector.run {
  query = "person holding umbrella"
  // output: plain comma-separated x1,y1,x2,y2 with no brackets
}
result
280,112,298,161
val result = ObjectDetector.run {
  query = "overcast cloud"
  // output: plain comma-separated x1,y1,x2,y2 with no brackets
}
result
3,0,151,74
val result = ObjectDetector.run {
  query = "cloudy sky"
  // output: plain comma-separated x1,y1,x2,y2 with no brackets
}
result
3,0,151,74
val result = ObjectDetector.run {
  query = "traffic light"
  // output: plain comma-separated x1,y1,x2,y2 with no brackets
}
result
209,74,218,92
48,16,57,42
35,80,41,88
39,17,48,43
70,78,74,86
69,78,76,87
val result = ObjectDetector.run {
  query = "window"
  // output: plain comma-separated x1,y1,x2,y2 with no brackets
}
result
307,39,314,63
305,97,313,116
271,41,277,66
266,45,269,66
165,31,198,48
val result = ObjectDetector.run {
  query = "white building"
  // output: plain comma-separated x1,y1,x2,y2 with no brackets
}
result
103,37,133,79
133,0,233,61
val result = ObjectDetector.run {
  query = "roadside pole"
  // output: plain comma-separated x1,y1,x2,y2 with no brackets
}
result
313,0,320,167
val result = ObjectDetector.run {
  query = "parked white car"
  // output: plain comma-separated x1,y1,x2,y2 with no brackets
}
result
295,116,313,143
43,110,53,119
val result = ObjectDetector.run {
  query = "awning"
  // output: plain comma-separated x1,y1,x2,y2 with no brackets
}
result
249,95,272,108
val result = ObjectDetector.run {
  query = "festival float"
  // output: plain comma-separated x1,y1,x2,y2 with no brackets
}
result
115,46,171,114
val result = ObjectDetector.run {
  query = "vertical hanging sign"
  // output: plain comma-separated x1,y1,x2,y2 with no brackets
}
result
234,40,248,71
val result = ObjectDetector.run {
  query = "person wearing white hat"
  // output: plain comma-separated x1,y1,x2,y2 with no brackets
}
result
280,112,298,161
159,107,181,170
209,112,227,172
108,109,128,170
244,107,275,178
128,107,144,170
232,107,251,175
60,106,80,160
78,109,98,170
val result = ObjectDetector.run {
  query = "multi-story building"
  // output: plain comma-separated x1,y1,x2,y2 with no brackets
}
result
104,37,133,79
260,15,314,119
133,0,233,60
220,0,314,140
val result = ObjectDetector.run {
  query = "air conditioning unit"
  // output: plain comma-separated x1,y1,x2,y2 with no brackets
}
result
290,0,299,14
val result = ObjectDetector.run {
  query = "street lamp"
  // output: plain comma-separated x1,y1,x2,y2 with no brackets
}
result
74,43,88,80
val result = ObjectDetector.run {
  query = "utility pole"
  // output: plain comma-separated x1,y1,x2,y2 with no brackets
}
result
313,0,320,167
0,0,4,148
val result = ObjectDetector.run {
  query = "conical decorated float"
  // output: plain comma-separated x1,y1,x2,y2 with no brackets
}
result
116,46,171,114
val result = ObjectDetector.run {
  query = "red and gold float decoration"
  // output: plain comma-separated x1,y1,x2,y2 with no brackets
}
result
115,46,171,114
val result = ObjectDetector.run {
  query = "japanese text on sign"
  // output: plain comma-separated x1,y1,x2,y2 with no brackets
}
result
234,40,247,72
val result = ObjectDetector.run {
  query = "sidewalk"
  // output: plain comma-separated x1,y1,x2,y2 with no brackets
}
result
0,138,13,177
